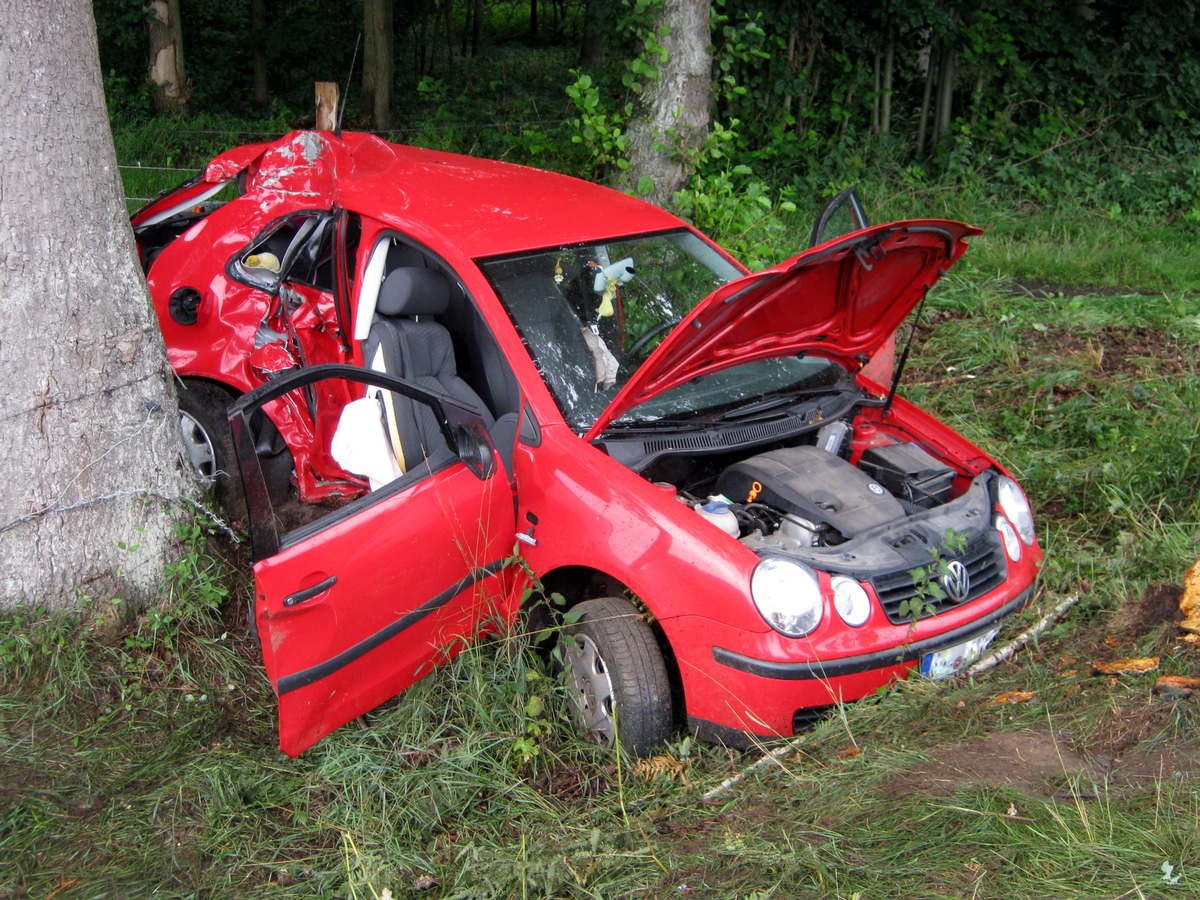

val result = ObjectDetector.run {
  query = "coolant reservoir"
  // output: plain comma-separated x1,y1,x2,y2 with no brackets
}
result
695,500,740,537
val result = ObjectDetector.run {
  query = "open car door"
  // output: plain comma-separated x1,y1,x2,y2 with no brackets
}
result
229,365,518,756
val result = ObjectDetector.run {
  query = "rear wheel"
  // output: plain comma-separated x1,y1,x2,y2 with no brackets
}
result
561,597,672,756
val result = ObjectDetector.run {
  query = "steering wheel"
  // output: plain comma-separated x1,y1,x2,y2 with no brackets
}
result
624,317,681,368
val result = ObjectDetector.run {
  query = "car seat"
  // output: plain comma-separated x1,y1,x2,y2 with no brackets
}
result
360,267,494,475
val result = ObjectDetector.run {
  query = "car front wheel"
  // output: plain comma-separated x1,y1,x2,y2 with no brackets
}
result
561,596,672,756
177,380,245,519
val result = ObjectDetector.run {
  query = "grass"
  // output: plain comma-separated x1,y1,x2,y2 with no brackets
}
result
11,135,1200,896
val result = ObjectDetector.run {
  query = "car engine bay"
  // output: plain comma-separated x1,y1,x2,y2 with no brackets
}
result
605,406,1007,623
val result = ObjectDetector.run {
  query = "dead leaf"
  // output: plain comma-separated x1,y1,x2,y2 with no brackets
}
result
990,690,1036,704
837,746,861,759
1154,675,1200,696
632,754,688,784
1180,558,1200,621
1179,617,1200,636
1092,657,1160,675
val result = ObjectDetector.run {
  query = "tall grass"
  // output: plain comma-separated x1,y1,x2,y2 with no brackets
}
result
16,120,1200,897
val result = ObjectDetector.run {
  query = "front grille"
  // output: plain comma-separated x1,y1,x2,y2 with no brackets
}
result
871,534,1007,625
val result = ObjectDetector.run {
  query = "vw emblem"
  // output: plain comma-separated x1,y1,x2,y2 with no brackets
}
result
941,560,971,602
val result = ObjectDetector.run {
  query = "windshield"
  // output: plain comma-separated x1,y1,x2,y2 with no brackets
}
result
481,230,741,428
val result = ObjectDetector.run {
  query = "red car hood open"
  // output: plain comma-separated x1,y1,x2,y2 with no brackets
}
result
586,220,981,440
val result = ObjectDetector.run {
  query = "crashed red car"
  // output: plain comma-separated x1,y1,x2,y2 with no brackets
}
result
133,131,1042,757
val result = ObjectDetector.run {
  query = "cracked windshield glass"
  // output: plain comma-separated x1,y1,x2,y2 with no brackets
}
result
482,230,744,428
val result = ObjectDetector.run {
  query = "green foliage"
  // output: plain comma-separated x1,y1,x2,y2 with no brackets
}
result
901,529,970,622
563,71,630,178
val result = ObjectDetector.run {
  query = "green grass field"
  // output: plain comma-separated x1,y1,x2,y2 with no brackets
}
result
3,135,1199,898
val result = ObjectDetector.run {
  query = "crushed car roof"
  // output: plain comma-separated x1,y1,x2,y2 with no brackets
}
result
200,131,685,258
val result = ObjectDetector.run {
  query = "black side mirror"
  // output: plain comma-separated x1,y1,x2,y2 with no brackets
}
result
455,424,497,480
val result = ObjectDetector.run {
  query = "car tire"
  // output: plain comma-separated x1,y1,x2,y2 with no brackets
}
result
561,596,672,756
177,380,245,521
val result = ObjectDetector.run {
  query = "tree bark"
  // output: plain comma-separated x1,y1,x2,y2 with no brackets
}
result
146,0,187,114
362,0,394,130
624,0,712,208
0,0,188,609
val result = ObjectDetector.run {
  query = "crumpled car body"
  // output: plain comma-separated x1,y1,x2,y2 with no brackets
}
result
135,131,1042,757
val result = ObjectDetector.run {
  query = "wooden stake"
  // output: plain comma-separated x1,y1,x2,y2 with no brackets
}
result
315,82,339,131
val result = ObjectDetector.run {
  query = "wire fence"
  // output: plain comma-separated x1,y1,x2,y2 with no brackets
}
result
116,117,569,204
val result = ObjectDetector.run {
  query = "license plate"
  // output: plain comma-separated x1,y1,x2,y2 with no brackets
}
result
920,627,999,678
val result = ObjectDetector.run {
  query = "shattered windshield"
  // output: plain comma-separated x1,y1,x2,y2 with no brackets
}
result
481,230,741,428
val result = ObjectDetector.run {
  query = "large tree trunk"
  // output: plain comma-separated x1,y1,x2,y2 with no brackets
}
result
624,0,712,208
362,0,394,130
0,1,188,610
146,0,187,114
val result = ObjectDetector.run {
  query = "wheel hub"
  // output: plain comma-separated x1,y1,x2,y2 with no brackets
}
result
564,633,617,747
179,411,218,488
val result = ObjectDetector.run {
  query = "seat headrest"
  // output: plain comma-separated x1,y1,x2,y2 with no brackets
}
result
377,267,450,317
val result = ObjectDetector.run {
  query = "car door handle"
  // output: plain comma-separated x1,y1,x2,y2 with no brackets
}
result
283,575,338,608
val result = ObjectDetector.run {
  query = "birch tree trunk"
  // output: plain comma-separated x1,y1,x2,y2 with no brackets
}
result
146,0,188,115
0,0,189,610
624,0,711,208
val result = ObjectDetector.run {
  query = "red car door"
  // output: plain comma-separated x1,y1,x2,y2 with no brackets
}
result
230,365,518,757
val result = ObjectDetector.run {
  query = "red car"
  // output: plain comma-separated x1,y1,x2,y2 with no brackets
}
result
133,131,1042,757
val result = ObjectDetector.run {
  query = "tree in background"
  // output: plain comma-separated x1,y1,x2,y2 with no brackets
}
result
146,0,188,114
363,0,395,129
0,1,188,609
623,0,712,206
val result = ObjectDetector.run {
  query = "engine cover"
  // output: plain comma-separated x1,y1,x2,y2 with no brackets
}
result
718,446,905,539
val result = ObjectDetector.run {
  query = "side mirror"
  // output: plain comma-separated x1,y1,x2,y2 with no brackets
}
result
455,424,496,480
809,187,869,248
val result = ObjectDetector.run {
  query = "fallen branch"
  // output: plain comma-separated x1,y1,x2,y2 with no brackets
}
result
703,593,1082,803
701,734,810,803
966,593,1081,677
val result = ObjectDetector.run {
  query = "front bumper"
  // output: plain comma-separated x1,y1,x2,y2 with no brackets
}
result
690,583,1037,745
712,585,1034,681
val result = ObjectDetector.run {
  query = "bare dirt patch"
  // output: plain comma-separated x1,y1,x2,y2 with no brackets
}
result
884,730,1104,800
887,582,1200,802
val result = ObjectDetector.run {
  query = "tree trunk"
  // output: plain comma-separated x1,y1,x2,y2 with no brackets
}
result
916,29,935,156
624,0,712,208
146,0,187,114
0,0,188,609
362,0,394,129
934,43,956,145
252,0,269,109
579,0,618,68
472,0,484,57
881,22,894,136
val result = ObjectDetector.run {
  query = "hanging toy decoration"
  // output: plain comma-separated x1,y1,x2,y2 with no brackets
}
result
590,257,636,320
553,257,564,284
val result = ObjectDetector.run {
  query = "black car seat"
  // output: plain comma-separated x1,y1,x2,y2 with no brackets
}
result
361,267,494,474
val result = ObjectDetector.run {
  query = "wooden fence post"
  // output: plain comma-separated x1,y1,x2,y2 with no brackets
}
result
315,82,339,131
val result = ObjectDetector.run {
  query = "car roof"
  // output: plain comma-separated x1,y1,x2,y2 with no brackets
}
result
237,131,685,258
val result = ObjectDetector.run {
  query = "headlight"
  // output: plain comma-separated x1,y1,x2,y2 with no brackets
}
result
751,558,823,637
831,575,871,627
997,476,1036,545
996,515,1021,562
